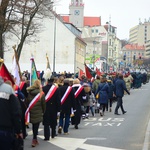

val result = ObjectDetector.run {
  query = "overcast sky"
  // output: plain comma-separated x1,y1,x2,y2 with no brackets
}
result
55,0,150,40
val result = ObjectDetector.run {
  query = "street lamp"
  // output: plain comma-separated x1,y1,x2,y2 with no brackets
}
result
53,11,56,73
52,13,71,73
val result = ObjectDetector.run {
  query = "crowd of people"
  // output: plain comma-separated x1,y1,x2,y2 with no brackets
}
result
0,68,150,149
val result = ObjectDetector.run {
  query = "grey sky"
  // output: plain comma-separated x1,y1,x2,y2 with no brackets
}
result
55,0,150,40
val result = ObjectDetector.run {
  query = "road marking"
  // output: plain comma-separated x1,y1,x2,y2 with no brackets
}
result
38,135,86,150
38,135,124,150
142,115,150,150
86,137,106,140
83,118,125,127
80,143,125,150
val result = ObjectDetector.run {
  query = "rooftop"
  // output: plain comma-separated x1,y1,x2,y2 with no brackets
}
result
61,16,101,27
124,44,145,50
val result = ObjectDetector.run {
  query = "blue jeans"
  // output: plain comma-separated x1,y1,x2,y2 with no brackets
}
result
59,113,70,133
0,130,14,150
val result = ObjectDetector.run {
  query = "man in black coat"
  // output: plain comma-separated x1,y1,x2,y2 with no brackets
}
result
42,76,60,140
114,74,130,115
58,79,76,134
0,77,23,149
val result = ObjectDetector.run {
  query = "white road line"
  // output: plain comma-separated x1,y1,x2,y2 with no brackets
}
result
37,135,124,150
80,143,125,150
142,116,150,150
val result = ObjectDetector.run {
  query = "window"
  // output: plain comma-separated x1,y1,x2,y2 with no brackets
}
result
96,29,98,33
92,29,94,33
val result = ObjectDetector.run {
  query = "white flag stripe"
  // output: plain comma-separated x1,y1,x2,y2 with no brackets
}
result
12,56,20,85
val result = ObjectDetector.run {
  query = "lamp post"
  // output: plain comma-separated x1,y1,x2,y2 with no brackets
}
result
53,12,56,73
52,13,71,73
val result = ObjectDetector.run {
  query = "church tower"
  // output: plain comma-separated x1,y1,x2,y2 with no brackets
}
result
69,0,84,28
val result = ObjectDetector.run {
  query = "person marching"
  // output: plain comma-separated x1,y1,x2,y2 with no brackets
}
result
72,78,86,129
42,69,60,140
19,76,29,139
26,79,46,147
114,74,130,115
0,76,23,150
12,75,27,140
107,79,115,112
95,76,109,116
58,79,76,135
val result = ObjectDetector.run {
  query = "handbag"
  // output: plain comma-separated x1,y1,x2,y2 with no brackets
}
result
96,93,99,99
96,83,106,99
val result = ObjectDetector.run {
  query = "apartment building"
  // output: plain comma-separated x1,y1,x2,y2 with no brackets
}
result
129,19,150,45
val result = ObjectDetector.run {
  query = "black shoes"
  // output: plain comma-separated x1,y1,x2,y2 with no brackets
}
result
75,125,78,129
114,112,120,115
44,138,49,141
123,111,127,114
114,111,127,115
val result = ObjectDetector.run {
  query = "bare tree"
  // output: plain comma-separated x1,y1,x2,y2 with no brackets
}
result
0,0,9,58
0,0,55,59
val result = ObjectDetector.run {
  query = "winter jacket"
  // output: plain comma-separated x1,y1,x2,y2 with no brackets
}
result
89,92,96,107
92,79,100,94
26,86,46,124
59,84,76,114
43,83,60,126
115,78,130,97
0,77,22,134
95,82,109,104
107,81,115,99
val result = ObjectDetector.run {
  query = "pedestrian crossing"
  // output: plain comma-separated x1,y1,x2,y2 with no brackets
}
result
26,127,125,150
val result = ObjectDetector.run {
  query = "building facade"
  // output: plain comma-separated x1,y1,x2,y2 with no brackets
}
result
121,44,145,67
4,12,86,73
145,40,150,57
69,0,84,28
129,19,150,45
62,0,121,72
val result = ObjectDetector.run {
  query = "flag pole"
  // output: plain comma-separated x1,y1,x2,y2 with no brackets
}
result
12,45,22,81
46,53,51,70
0,58,4,68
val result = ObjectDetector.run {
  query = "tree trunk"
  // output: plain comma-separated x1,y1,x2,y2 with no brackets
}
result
0,0,9,58
0,30,3,58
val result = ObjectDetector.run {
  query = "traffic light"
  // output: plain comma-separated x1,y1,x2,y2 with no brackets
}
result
123,55,126,60
133,55,136,60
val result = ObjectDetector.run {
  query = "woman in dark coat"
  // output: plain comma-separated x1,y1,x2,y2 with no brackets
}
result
95,77,109,116
42,76,60,140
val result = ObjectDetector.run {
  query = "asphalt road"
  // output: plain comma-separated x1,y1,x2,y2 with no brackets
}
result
24,82,150,150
